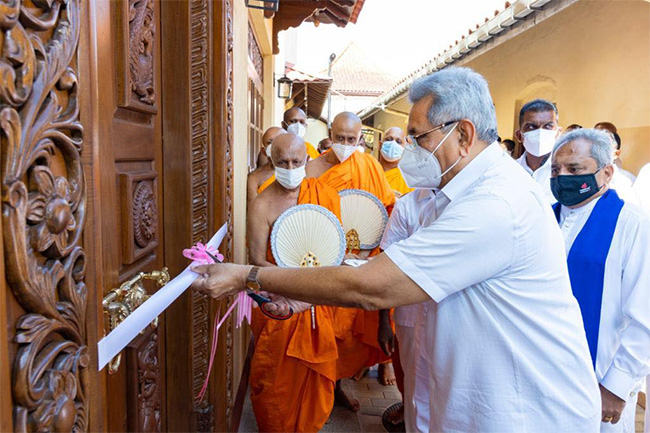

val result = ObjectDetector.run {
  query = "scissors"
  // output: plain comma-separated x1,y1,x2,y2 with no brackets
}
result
204,250,293,321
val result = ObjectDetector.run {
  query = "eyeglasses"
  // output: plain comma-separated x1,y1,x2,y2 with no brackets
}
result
406,120,460,150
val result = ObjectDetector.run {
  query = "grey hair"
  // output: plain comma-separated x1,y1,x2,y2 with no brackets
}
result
553,128,613,168
408,67,498,143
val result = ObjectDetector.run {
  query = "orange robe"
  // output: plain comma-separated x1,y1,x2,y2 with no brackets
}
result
384,167,414,196
257,174,275,194
306,142,320,160
249,178,340,432
318,151,396,379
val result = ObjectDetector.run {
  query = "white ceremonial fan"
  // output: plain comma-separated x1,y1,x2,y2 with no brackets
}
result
271,204,346,268
339,189,389,251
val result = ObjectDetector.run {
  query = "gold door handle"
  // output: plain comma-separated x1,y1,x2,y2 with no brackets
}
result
102,268,170,374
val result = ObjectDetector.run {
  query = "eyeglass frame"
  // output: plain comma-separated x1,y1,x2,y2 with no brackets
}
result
406,120,460,150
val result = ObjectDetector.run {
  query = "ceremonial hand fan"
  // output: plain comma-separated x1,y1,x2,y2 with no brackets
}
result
271,204,346,268
339,189,389,251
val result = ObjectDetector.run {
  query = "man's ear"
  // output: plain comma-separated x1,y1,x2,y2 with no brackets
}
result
457,120,476,157
281,121,288,130
515,129,523,144
601,163,615,185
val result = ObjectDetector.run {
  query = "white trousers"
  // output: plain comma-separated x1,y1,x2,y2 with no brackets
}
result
396,324,430,433
645,376,649,433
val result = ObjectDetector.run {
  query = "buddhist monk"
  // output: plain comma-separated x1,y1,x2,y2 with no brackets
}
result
318,137,332,154
282,107,320,160
247,126,285,206
247,133,341,432
306,111,396,411
378,127,414,198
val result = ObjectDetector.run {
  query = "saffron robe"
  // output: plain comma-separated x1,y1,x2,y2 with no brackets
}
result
249,178,340,432
384,167,414,196
305,142,320,161
318,151,396,379
257,174,275,194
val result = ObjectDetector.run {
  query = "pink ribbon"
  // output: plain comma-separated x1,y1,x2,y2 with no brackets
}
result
183,243,251,403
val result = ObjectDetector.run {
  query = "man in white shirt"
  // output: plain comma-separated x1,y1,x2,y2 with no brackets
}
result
514,98,562,203
593,122,639,204
193,67,601,432
550,128,650,432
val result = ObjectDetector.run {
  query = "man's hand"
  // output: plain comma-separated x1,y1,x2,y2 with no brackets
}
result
378,321,394,357
264,293,312,316
600,384,626,424
191,263,251,299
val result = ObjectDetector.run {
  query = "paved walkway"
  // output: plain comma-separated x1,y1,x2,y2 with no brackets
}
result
239,368,647,432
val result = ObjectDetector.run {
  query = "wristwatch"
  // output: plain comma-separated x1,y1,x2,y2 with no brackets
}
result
246,266,261,291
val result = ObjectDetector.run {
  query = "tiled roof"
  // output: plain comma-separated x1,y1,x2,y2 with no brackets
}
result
325,42,398,96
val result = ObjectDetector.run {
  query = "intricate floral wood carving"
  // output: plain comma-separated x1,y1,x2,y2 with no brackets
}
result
118,0,157,113
119,171,159,265
188,0,212,429
224,0,235,419
247,24,263,82
0,0,87,431
126,330,162,432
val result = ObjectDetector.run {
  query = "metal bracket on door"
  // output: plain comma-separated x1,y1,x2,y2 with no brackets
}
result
102,268,170,374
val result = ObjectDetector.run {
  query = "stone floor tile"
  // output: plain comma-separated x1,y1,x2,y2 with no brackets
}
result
383,391,402,400
371,398,402,408
360,406,388,416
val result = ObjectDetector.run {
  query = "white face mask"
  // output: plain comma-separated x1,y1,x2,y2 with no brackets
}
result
398,123,460,189
265,144,273,158
381,140,404,162
523,128,557,157
332,143,362,163
274,165,306,190
287,122,307,139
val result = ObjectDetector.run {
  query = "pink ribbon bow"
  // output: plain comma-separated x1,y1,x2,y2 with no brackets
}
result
183,243,252,402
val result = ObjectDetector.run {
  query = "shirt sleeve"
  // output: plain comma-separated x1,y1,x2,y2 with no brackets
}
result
384,193,515,303
600,210,650,400
380,199,409,250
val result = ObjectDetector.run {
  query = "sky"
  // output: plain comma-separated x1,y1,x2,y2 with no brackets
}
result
286,0,508,79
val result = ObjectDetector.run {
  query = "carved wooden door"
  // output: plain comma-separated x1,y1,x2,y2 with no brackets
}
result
98,0,167,431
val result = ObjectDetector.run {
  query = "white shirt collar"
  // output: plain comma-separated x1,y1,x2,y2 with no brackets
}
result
560,194,602,218
440,141,501,203
517,151,552,175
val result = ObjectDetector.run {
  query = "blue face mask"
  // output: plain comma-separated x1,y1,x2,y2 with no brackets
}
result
381,140,404,162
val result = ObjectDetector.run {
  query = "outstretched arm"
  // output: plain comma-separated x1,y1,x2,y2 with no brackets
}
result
191,253,429,311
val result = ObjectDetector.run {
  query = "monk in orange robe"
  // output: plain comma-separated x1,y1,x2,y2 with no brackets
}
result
247,126,285,206
247,133,341,432
306,111,396,411
378,126,413,197
282,107,320,160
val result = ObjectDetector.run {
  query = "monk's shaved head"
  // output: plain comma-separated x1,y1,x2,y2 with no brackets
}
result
283,107,307,124
263,126,286,147
271,133,307,169
383,127,406,143
331,112,362,146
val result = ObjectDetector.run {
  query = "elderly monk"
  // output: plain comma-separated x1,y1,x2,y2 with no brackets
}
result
246,133,341,432
193,67,600,432
551,129,650,432
306,111,396,410
378,127,413,198
282,107,320,160
247,127,285,206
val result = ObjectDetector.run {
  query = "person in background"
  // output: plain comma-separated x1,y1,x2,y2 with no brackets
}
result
282,107,320,160
500,138,515,157
246,133,341,432
594,122,637,182
551,129,650,432
566,123,584,133
378,127,414,198
318,137,332,154
515,99,563,203
247,126,285,206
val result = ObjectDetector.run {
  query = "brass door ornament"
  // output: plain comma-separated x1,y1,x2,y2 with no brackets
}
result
102,268,170,373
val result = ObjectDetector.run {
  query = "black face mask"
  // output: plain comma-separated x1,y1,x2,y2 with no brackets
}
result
550,170,602,206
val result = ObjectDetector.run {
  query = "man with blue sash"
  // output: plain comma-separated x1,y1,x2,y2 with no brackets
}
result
551,129,650,432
